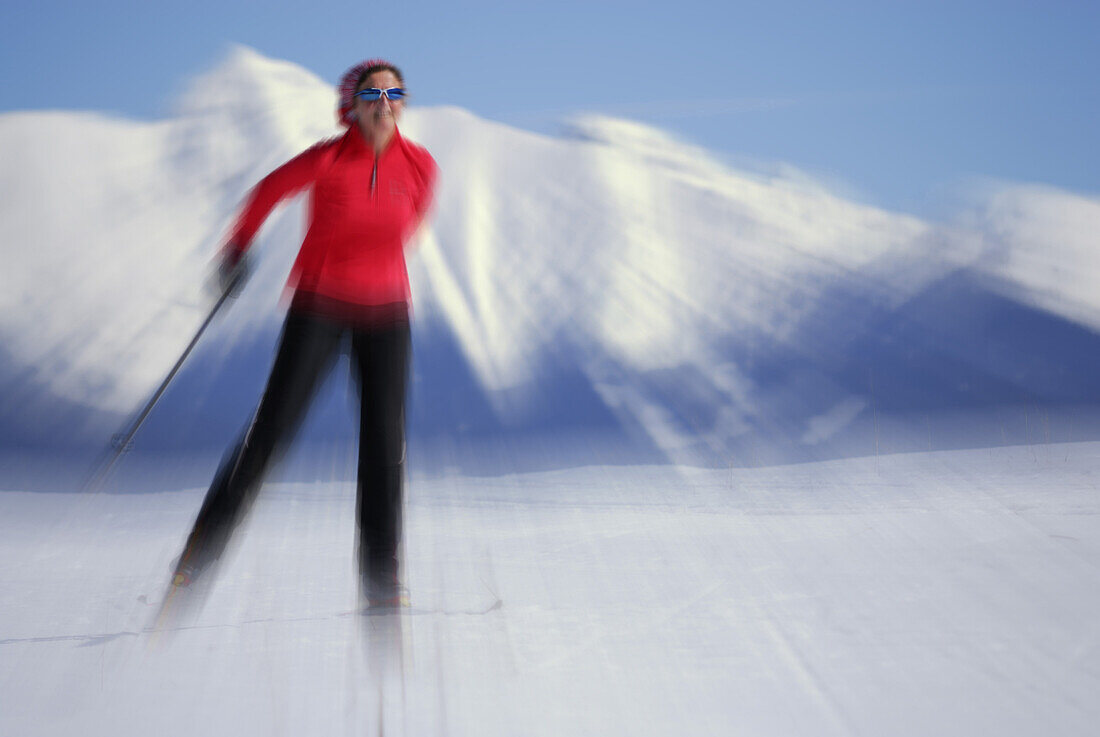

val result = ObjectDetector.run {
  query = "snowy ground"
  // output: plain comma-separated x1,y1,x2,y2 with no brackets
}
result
1,442,1098,736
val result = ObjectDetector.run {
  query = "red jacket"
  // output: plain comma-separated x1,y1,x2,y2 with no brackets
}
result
226,125,437,316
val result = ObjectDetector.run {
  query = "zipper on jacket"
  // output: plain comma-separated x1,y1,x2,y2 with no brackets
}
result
370,160,378,199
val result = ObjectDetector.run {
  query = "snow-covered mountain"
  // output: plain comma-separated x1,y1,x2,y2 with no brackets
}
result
3,47,1100,477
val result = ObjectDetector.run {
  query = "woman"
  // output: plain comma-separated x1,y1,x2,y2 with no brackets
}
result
171,59,437,608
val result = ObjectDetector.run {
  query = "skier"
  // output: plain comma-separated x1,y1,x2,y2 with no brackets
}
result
169,59,437,608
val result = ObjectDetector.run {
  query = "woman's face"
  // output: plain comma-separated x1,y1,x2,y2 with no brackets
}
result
355,69,404,140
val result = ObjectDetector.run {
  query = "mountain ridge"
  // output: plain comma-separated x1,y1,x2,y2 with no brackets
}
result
3,47,1100,474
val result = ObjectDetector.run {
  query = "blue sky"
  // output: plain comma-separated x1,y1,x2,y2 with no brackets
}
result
2,0,1097,214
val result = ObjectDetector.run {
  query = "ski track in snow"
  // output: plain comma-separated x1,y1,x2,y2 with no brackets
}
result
1,443,1099,736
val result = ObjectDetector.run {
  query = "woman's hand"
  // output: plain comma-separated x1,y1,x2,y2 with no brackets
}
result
218,245,251,298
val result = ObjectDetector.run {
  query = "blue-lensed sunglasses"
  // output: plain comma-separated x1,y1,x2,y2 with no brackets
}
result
355,87,406,102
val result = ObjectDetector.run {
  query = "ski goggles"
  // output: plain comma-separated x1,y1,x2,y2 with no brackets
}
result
354,87,407,102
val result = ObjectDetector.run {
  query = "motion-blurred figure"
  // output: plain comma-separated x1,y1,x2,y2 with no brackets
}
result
167,59,437,609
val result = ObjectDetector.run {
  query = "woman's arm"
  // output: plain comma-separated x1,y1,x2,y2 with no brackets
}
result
411,150,439,225
222,140,334,261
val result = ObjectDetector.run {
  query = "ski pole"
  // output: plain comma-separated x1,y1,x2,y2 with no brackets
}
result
82,266,247,492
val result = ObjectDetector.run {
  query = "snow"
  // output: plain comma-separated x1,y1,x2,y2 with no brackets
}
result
960,182,1100,333
2,442,1098,736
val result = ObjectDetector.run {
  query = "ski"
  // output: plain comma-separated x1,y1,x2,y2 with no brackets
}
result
344,596,503,618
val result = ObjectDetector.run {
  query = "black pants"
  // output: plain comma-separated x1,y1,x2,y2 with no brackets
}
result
177,307,411,586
